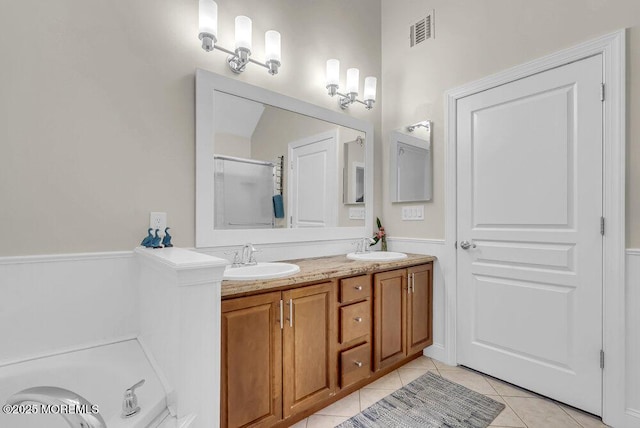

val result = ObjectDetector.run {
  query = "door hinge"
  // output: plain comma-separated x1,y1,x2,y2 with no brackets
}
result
600,216,605,236
290,161,293,170
454,241,457,249
600,349,605,369
600,83,605,102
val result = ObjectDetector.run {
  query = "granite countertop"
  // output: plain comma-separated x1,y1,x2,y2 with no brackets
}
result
221,253,436,298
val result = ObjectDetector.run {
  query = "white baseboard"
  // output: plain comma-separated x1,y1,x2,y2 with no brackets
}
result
423,343,447,364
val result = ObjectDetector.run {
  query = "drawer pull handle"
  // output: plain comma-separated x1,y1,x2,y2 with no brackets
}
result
354,361,363,368
354,317,363,322
354,285,363,291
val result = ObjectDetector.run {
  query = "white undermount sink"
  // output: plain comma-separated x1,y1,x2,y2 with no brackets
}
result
346,251,408,262
223,262,301,281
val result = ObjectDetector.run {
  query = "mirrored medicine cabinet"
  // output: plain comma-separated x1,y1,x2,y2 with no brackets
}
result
389,123,433,203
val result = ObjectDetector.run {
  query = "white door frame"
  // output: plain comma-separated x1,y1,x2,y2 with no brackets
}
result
444,30,626,425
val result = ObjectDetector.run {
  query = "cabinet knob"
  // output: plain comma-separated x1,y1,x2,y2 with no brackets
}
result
354,361,363,367
354,317,363,322
354,285,363,291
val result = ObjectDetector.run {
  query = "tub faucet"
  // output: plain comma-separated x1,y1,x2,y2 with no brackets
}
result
122,379,145,418
6,386,106,428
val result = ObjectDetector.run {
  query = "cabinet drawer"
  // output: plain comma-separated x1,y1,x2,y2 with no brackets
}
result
340,275,371,303
341,343,371,387
340,301,371,343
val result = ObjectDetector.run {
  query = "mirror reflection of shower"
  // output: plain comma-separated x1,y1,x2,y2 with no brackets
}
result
212,90,367,229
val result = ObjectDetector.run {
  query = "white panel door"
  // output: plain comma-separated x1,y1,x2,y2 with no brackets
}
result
457,55,603,414
288,130,338,228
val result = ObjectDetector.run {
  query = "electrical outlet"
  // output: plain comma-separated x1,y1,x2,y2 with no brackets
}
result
150,212,167,235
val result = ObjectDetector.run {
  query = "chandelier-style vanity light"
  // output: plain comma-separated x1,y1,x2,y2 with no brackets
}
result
198,0,281,75
325,59,377,110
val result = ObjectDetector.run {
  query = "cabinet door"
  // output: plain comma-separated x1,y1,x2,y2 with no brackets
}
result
373,269,407,371
282,282,335,417
407,264,433,355
221,292,282,428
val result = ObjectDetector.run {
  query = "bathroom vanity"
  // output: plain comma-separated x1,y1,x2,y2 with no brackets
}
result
220,254,434,428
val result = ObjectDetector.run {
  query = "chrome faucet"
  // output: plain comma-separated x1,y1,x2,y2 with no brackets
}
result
6,386,106,428
354,237,375,253
241,243,259,265
121,379,145,418
225,249,243,267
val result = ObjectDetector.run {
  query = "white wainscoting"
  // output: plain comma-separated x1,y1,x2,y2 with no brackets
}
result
387,237,451,364
388,239,640,426
2,244,637,426
0,251,138,366
626,249,640,422
198,238,367,262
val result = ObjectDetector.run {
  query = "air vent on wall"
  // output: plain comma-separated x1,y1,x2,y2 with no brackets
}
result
410,10,435,47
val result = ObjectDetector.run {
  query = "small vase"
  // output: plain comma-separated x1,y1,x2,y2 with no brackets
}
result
381,236,388,252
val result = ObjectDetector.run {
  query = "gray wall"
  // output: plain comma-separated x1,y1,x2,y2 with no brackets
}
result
0,0,382,256
381,0,640,246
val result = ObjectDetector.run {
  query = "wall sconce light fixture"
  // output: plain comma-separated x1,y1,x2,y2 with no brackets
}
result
325,59,376,110
198,0,281,75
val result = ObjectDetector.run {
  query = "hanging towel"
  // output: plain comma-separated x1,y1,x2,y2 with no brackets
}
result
273,194,285,218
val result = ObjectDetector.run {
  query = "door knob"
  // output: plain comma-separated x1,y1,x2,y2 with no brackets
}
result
460,240,476,250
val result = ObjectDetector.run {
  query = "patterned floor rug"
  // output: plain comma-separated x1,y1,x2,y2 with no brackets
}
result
336,371,505,428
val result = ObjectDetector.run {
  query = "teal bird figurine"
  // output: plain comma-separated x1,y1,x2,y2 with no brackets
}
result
162,227,173,247
141,228,154,247
151,229,162,248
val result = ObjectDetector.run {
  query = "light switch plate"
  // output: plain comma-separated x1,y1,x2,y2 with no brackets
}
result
401,205,424,221
349,207,365,220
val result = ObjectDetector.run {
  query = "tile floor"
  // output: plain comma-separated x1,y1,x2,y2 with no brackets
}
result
289,356,608,428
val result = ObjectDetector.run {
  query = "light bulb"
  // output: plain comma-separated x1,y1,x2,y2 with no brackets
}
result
364,76,377,101
326,59,340,87
235,16,252,51
346,68,359,95
199,0,218,38
265,30,281,63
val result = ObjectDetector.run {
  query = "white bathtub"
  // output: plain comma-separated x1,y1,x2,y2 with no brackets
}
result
0,340,171,428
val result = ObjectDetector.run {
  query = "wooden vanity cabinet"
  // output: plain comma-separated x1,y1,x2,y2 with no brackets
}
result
407,264,434,354
337,274,372,389
373,269,407,370
282,283,335,418
221,292,283,428
373,263,433,371
221,283,335,428
221,260,433,428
